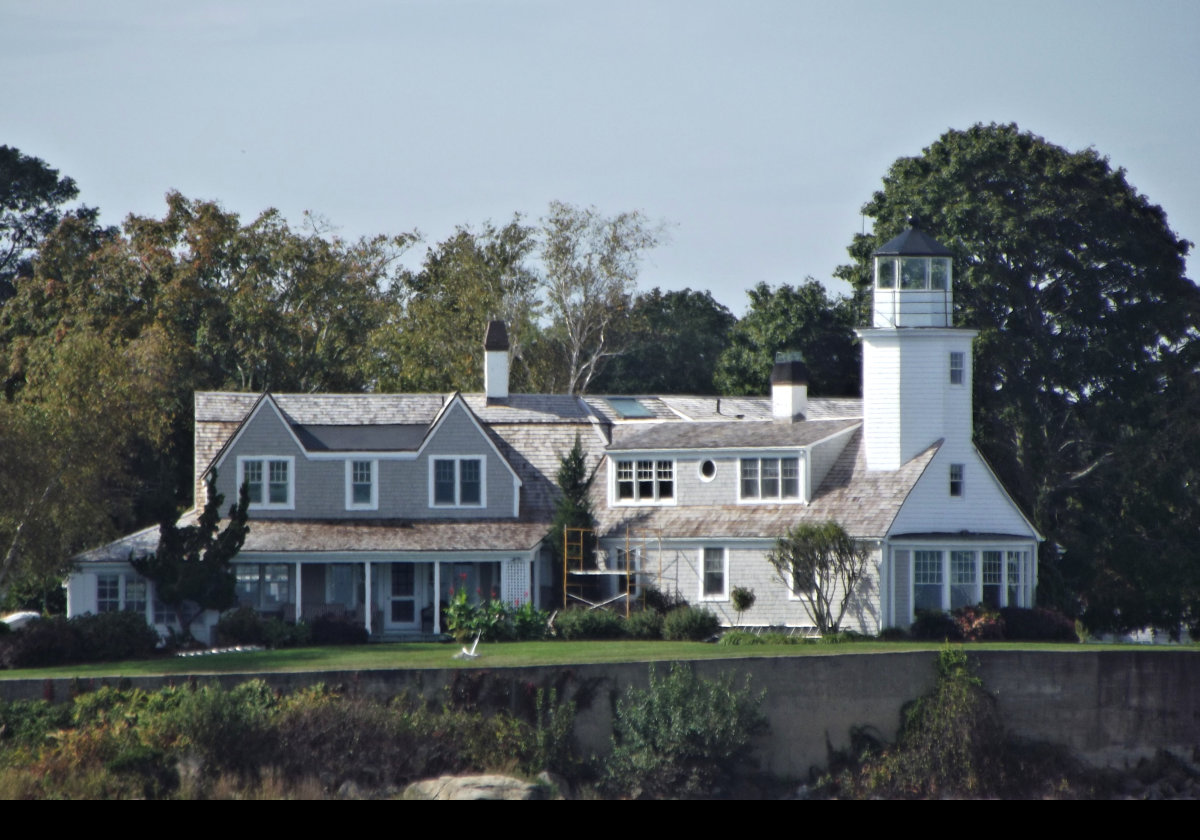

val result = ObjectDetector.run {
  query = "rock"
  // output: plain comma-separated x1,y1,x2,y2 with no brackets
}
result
403,774,550,800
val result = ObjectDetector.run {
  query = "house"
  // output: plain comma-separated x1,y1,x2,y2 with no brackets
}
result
67,225,1041,640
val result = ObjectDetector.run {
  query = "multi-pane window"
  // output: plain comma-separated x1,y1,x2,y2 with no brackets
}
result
96,574,149,616
951,550,976,608
614,459,674,502
982,551,1004,609
350,460,374,506
240,457,293,508
740,457,801,500
949,352,965,385
97,574,121,613
431,458,484,507
1007,551,1024,607
702,547,726,600
913,550,943,611
236,564,293,611
949,464,964,497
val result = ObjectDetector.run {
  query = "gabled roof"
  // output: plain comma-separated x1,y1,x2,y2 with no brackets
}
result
592,431,939,541
608,418,860,452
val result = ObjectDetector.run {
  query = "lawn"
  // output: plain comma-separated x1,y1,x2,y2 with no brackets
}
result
0,638,1173,680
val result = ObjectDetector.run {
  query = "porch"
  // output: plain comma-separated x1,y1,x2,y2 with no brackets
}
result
233,554,543,637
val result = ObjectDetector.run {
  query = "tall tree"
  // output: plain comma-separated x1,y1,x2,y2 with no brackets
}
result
540,202,662,394
547,433,596,608
375,217,539,392
132,473,250,640
836,123,1200,633
0,146,80,302
765,521,869,634
714,280,860,397
591,288,735,394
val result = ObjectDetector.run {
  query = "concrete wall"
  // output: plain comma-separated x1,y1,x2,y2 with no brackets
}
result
4,650,1197,777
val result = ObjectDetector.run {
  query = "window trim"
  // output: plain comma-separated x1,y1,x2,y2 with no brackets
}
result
96,573,150,618
903,546,1029,618
699,546,728,601
737,455,803,503
345,458,379,511
949,351,965,385
949,463,964,497
611,458,676,505
237,455,296,510
428,456,487,509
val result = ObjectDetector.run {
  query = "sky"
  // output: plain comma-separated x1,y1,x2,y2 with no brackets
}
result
3,0,1197,315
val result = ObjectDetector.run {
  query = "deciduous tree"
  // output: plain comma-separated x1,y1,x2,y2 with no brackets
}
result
714,280,860,397
0,145,80,302
837,123,1200,633
540,202,662,394
766,521,868,634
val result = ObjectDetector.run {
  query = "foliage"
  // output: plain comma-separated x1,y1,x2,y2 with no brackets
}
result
547,432,595,607
604,663,767,799
624,609,664,640
766,521,869,634
308,614,369,646
718,630,808,646
539,201,662,394
951,604,1005,641
642,584,689,615
377,217,540,392
591,287,736,394
0,611,159,669
730,586,756,626
836,123,1200,635
661,605,720,641
215,606,268,646
715,280,860,397
132,472,249,639
0,145,80,300
999,606,1078,642
553,607,626,640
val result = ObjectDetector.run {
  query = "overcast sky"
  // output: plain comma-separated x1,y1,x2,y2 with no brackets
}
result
4,0,1196,314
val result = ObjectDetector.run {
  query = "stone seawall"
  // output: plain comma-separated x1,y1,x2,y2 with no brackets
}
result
3,650,1197,776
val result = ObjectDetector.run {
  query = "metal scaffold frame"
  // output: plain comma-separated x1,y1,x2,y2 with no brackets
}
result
562,525,678,616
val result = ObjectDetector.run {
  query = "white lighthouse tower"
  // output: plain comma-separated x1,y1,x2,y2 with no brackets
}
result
857,219,977,471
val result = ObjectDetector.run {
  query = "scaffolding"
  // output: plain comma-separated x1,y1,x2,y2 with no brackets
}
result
562,525,678,616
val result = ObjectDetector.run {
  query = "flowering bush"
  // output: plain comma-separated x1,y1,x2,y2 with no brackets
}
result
444,588,550,643
951,605,1004,641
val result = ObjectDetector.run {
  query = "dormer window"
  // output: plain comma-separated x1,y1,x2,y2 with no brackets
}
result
346,459,378,510
614,459,674,503
238,456,295,510
739,457,801,501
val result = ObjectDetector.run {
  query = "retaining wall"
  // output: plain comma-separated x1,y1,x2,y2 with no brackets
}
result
3,649,1197,776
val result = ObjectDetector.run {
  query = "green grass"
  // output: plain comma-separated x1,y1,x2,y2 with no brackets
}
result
1,638,1191,681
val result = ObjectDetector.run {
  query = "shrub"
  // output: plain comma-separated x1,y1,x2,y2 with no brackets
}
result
604,663,767,799
951,604,1004,641
662,606,720,641
1000,606,1078,642
730,586,756,625
167,681,279,778
878,626,909,641
309,614,369,646
554,607,625,640
642,585,688,615
216,606,266,646
263,618,310,648
909,609,963,641
624,609,664,640
73,611,161,663
0,616,81,668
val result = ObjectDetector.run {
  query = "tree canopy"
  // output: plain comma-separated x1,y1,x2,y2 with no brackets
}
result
838,123,1200,634
0,146,80,302
714,280,860,397
765,521,869,634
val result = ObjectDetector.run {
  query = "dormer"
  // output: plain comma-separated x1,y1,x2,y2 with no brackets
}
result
872,217,954,328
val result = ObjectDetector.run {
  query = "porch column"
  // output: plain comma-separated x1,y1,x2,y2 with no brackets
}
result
364,561,372,635
294,561,302,625
433,561,441,635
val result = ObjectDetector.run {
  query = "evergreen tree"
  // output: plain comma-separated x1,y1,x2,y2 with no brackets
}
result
547,434,595,607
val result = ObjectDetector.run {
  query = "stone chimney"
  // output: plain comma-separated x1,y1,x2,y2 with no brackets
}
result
770,352,808,421
484,320,510,402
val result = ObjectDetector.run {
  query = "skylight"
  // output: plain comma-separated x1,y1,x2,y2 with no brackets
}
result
607,398,653,419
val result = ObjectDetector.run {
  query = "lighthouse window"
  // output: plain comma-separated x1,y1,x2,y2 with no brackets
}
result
876,258,896,289
900,258,927,289
930,258,951,289
949,352,965,385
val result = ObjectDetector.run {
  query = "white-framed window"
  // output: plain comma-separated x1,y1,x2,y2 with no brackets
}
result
429,456,485,508
913,550,943,612
238,456,295,510
613,459,675,503
345,459,378,510
235,563,293,611
96,573,149,616
982,551,1003,609
949,352,965,385
949,463,964,497
700,547,728,601
950,550,977,608
739,456,801,501
908,547,1028,617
